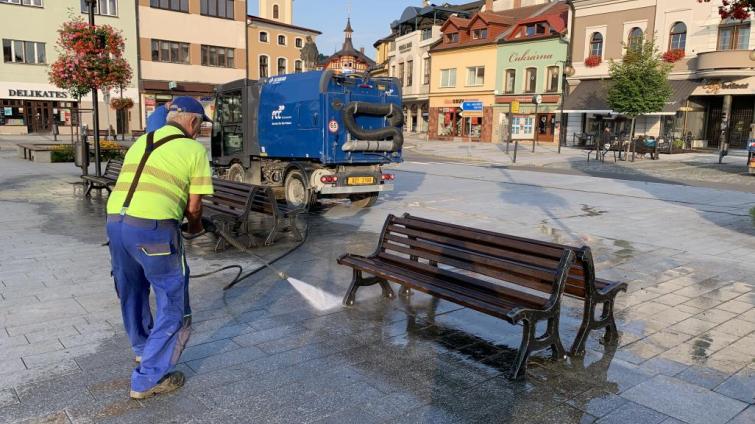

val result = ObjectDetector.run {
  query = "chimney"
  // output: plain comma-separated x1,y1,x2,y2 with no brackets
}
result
360,47,365,54
485,0,494,12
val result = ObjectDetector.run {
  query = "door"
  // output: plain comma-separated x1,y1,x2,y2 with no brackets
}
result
25,101,52,133
728,96,753,149
536,113,555,142
705,98,723,148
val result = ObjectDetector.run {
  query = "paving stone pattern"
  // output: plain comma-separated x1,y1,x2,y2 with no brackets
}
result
0,148,753,423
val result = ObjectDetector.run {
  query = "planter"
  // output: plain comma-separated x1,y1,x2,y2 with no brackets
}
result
662,49,685,63
584,55,602,67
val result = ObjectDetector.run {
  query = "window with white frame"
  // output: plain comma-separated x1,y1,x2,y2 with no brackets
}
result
2,39,45,64
628,27,643,51
472,28,487,40
669,22,686,51
295,38,303,48
277,35,286,45
546,66,559,92
407,60,413,86
423,57,430,85
440,68,456,88
150,0,188,12
259,55,269,77
589,32,603,57
524,67,537,93
152,39,190,64
202,45,234,68
398,62,405,86
466,66,484,86
277,57,286,75
259,32,268,42
294,60,302,73
1,0,42,6
80,0,117,16
504,69,516,94
718,21,750,50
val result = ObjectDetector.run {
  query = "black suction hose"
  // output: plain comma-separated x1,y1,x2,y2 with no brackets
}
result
342,101,404,151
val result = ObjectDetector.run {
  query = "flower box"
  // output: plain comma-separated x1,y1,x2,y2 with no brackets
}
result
662,49,685,63
584,55,602,67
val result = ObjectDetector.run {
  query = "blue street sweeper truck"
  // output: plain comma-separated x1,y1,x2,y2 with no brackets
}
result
210,70,403,208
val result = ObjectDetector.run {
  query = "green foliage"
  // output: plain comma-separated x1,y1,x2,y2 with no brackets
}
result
750,206,755,225
607,38,673,118
51,145,75,163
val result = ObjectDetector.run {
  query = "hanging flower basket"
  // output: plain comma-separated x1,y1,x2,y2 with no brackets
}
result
584,55,602,67
111,98,134,110
662,49,685,63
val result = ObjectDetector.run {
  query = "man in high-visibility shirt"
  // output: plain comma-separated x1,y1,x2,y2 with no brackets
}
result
106,96,213,399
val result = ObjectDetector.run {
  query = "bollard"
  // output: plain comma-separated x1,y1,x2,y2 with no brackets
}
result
532,139,536,153
506,140,510,154
513,141,518,163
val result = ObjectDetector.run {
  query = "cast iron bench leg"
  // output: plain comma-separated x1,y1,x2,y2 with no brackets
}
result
511,318,536,380
342,269,394,306
570,292,622,356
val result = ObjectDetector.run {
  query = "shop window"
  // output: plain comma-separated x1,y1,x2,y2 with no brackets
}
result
437,108,459,137
525,67,537,93
152,39,189,64
278,35,286,46
294,60,302,73
628,27,643,52
273,4,279,19
504,69,516,94
80,0,117,16
472,28,488,40
0,0,43,7
295,38,303,48
259,55,269,77
201,0,234,19
447,33,459,43
440,68,456,88
669,22,686,51
466,66,484,86
406,60,413,87
277,57,286,75
150,0,188,12
202,45,234,68
546,66,559,93
2,39,45,64
590,32,603,57
511,116,534,137
423,57,431,85
718,22,750,50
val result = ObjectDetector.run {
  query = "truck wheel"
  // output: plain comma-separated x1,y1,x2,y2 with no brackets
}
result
349,192,378,208
285,170,310,208
227,163,246,182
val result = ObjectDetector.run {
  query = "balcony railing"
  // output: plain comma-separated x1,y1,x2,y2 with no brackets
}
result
696,50,755,78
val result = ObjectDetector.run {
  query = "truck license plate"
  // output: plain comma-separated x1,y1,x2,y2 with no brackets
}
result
347,176,375,185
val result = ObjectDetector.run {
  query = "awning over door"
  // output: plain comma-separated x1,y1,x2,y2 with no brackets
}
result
563,79,699,115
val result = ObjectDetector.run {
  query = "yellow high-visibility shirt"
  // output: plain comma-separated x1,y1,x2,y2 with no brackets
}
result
106,124,214,221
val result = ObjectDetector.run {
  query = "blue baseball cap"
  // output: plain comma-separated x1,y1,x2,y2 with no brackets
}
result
168,96,212,122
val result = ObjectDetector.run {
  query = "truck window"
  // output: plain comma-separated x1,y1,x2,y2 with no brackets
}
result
214,90,244,156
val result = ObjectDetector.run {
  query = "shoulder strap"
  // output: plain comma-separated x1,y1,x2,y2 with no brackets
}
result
120,132,186,215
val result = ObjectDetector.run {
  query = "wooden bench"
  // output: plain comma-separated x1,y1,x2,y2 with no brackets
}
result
86,129,113,141
203,179,305,251
131,130,146,140
338,213,576,379
82,159,122,197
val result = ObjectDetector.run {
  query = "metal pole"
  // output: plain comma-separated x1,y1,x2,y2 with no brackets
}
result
87,0,102,177
532,103,538,152
513,141,518,163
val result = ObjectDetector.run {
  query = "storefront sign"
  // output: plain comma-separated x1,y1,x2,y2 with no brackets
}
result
8,89,69,99
702,80,750,94
511,100,520,113
460,101,483,111
509,50,554,63
398,42,412,53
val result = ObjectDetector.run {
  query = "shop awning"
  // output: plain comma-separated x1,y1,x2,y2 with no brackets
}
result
563,79,699,115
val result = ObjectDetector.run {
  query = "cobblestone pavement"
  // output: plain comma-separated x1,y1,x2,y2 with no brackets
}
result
0,147,753,423
402,136,755,192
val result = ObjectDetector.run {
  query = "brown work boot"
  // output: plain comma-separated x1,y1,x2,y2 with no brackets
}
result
129,371,185,400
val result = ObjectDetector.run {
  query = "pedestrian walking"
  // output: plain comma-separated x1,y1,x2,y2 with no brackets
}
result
105,97,213,399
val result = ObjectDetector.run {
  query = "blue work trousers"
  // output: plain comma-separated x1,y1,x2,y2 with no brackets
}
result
106,215,191,392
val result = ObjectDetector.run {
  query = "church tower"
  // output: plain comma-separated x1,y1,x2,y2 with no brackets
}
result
259,0,292,24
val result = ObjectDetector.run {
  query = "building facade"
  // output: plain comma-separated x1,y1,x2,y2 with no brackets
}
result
0,0,140,135
247,0,321,80
371,34,396,78
386,4,479,134
494,2,568,144
320,19,375,75
137,0,247,127
565,0,755,150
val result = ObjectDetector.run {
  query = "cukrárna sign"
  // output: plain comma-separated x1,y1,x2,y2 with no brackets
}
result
509,50,554,62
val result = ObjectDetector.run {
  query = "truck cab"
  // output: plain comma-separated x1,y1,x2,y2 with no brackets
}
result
211,70,403,208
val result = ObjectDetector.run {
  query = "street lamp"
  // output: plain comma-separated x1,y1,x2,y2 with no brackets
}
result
83,0,102,177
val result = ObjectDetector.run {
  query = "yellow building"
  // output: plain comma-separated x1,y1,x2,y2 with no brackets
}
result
320,19,375,75
371,34,395,78
247,0,321,80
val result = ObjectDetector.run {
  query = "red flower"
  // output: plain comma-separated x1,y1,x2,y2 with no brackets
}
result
662,49,686,63
584,55,602,67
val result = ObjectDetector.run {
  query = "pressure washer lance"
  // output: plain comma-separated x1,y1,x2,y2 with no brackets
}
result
181,216,309,291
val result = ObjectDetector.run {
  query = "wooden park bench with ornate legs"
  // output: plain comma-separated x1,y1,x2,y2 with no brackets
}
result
337,213,576,379
81,159,123,197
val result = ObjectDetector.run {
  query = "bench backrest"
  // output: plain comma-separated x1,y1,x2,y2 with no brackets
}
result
104,159,123,180
249,187,280,217
392,214,597,299
204,178,256,218
377,214,574,307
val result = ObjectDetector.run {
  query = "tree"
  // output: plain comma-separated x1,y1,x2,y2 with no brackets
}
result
606,37,672,160
701,0,753,19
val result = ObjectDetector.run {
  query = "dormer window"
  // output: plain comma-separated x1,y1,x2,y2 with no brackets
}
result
525,24,546,37
472,29,487,40
448,33,459,43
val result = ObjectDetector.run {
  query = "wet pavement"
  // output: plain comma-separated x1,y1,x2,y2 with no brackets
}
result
0,146,753,423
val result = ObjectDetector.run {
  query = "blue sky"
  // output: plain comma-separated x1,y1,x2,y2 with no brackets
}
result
248,0,413,59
